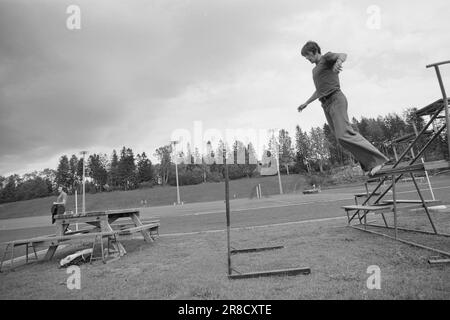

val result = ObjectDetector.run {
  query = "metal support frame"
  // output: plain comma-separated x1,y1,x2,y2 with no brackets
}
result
351,225,450,258
224,150,310,279
349,169,450,258
349,115,447,224
345,61,450,261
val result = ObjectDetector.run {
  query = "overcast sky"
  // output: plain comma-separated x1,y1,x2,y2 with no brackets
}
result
1,0,449,177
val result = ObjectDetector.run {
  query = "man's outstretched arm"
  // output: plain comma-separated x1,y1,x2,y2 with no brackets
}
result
298,91,318,112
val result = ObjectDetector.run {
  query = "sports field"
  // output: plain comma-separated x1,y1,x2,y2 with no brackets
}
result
0,175,449,299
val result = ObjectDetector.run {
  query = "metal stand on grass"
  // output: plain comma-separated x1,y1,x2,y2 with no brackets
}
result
344,61,450,264
223,154,310,279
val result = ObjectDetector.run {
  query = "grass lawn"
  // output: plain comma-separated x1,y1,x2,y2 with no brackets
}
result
1,211,449,300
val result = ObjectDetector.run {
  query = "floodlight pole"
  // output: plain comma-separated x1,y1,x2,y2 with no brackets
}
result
80,151,88,214
224,147,232,275
271,129,283,195
171,141,182,205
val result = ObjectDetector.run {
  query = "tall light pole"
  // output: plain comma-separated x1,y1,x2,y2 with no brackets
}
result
80,151,88,214
270,129,283,195
170,141,182,205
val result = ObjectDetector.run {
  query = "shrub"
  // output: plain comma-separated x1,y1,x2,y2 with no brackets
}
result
138,181,155,189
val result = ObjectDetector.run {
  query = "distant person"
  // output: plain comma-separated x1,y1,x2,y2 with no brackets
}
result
51,186,67,224
297,41,389,176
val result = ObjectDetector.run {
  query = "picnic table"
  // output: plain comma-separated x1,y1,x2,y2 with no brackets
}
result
1,208,159,271
47,208,155,260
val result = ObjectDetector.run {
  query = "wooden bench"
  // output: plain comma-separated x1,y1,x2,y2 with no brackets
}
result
118,223,160,236
0,231,121,271
342,205,392,213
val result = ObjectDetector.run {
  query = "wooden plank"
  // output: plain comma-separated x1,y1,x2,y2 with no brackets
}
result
130,213,153,242
229,267,311,279
342,205,392,211
424,160,450,170
354,192,381,198
118,223,160,235
43,245,58,261
230,246,284,255
372,163,425,177
111,220,160,229
428,259,450,264
3,230,120,247
54,215,103,225
106,208,140,215
381,199,440,204
415,98,448,117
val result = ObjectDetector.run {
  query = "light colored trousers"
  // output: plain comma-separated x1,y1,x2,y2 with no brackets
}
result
321,90,389,172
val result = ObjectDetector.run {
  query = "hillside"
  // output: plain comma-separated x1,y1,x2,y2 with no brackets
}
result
0,174,308,220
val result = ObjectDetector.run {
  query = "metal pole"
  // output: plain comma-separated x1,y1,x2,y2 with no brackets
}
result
224,148,232,275
410,173,438,234
75,190,78,214
392,174,397,239
75,190,79,231
351,225,450,257
433,67,450,160
80,151,88,214
413,123,435,200
83,157,85,214
171,140,182,205
276,154,283,195
175,160,181,204
271,130,283,195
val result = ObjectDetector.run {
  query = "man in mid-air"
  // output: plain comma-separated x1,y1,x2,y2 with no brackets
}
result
298,41,388,176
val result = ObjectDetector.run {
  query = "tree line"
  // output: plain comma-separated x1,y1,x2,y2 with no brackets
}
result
0,108,447,204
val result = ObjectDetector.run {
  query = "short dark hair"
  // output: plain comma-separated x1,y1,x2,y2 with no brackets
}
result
301,41,321,56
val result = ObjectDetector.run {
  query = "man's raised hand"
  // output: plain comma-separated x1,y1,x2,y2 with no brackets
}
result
333,59,343,73
298,103,308,113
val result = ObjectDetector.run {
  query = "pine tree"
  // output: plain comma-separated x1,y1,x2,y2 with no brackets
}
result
56,155,71,189
118,147,137,190
108,150,119,188
136,152,154,183
295,125,311,173
278,129,294,175
69,154,79,192
88,154,108,190
154,145,172,185
0,175,20,203
310,127,329,173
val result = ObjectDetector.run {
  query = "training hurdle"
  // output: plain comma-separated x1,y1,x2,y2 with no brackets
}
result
343,60,450,261
223,152,310,279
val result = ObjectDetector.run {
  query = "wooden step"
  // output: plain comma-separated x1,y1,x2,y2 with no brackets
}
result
372,163,425,177
342,205,392,212
118,223,160,235
354,192,381,198
415,98,449,117
389,131,434,145
381,199,441,205
423,160,450,170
